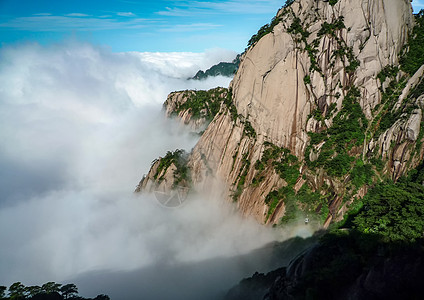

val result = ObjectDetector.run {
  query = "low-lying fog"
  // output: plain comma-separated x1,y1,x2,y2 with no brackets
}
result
0,40,315,299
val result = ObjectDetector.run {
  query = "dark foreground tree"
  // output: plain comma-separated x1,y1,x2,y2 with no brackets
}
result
0,286,7,299
93,295,110,300
40,283,61,295
59,284,77,300
24,286,42,298
8,282,25,300
1,282,109,300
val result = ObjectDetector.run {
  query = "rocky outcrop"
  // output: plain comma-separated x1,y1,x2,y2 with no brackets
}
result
163,87,229,131
394,65,424,110
138,0,424,225
163,91,206,131
135,159,176,193
372,105,423,180
135,149,191,197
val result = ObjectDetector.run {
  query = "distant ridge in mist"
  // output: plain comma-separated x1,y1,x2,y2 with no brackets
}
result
191,54,241,80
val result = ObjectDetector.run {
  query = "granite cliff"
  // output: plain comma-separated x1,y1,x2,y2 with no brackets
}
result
137,0,424,227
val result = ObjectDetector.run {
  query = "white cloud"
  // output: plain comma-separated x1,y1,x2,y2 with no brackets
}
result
117,12,136,17
128,48,237,78
195,0,283,14
156,0,283,16
65,13,90,17
0,40,251,280
0,15,149,32
33,13,52,16
157,6,206,17
0,40,314,298
0,41,234,202
160,23,222,32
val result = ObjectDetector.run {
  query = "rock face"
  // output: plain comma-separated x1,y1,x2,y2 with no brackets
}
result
138,0,424,225
232,0,412,156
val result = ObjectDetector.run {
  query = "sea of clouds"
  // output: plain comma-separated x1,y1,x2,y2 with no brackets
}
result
0,40,314,299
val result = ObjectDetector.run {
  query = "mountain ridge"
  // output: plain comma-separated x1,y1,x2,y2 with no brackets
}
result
191,55,241,80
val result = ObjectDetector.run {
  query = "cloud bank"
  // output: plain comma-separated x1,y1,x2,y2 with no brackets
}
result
0,40,313,299
0,40,235,206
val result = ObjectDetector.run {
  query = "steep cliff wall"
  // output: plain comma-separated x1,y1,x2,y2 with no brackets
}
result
138,0,424,226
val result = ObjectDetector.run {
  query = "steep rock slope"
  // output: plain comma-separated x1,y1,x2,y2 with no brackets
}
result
138,0,424,226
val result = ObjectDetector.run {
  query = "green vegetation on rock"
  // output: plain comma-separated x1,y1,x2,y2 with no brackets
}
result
252,142,302,220
223,88,239,121
153,149,190,187
255,142,300,185
265,187,296,223
401,10,424,75
232,152,251,202
306,87,368,179
352,180,424,243
247,13,282,48
336,163,424,245
170,87,228,122
317,17,345,36
243,120,256,139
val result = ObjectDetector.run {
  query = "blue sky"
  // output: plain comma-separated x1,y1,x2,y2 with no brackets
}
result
0,0,284,53
0,0,423,53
